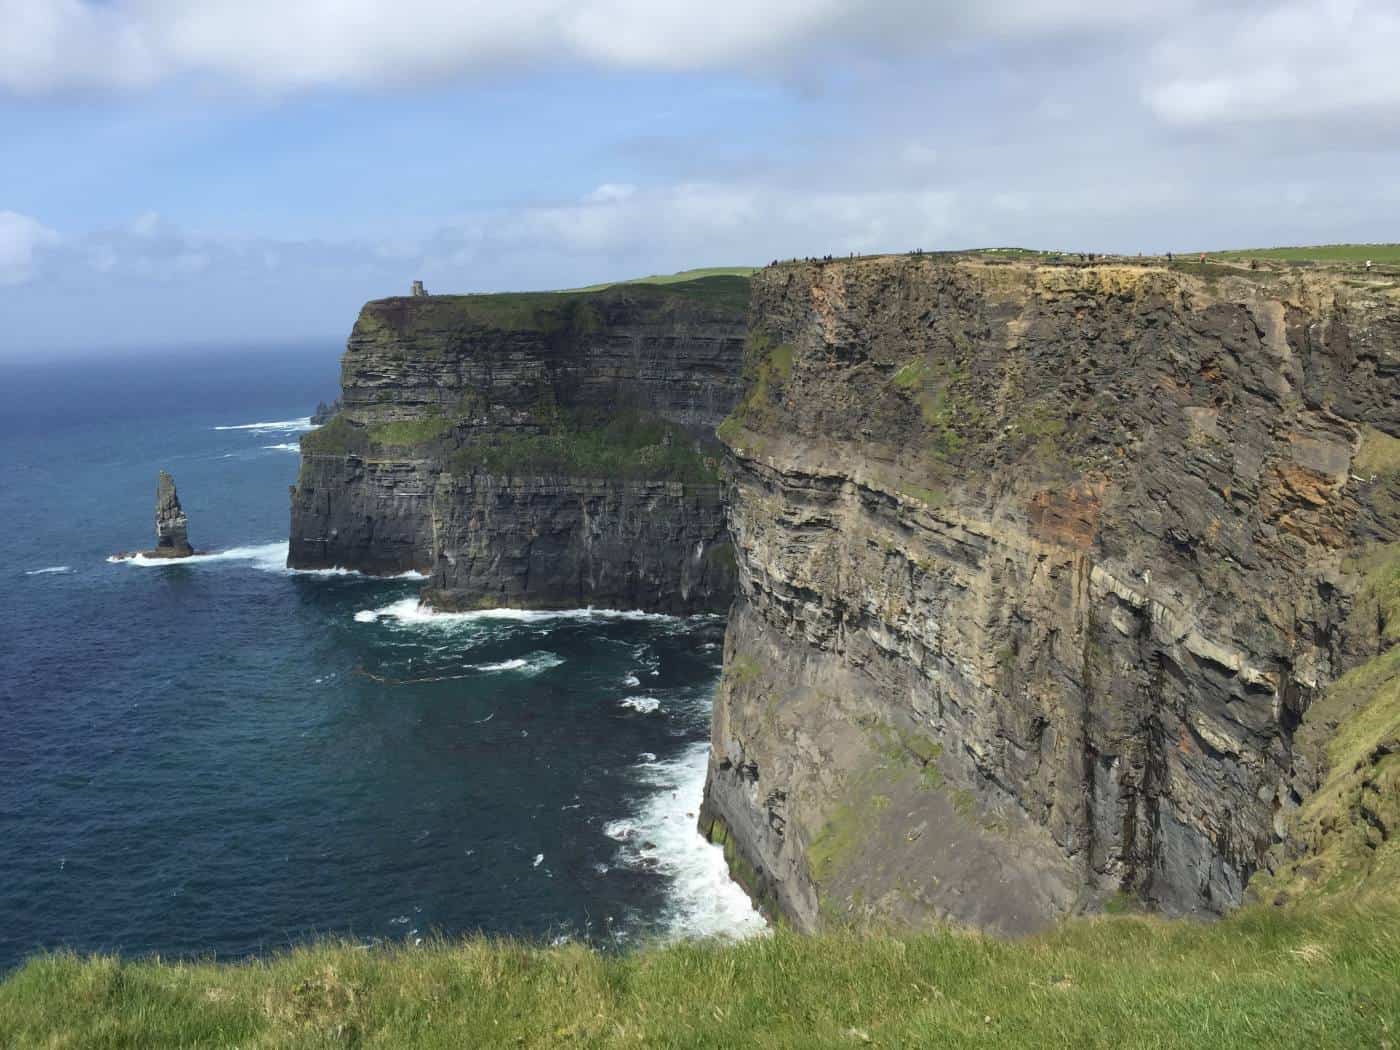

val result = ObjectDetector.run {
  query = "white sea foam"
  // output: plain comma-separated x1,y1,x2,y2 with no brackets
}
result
532,853,544,868
25,565,72,576
619,697,662,714
470,653,565,675
354,598,681,628
213,417,313,434
623,673,641,687
108,542,292,571
109,542,425,580
610,741,767,941
476,658,527,671
262,442,300,452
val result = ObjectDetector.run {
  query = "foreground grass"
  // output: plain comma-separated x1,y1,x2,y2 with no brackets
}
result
3,906,1397,1049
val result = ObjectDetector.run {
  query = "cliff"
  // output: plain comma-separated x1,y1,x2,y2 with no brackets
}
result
700,254,1400,933
288,277,748,612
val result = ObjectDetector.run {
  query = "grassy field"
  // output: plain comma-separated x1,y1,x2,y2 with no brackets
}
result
567,266,758,292
1204,244,1400,264
2,905,1395,1048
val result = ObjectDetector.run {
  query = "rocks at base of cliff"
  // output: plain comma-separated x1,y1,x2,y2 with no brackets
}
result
143,470,194,558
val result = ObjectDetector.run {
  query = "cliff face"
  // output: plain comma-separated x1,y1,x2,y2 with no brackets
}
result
701,255,1400,933
289,278,748,613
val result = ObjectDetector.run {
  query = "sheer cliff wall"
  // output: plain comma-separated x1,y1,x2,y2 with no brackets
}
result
288,278,748,613
700,255,1400,933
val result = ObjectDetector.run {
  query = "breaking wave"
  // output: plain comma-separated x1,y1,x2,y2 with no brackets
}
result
262,443,300,452
108,542,425,579
619,697,662,714
609,741,767,941
25,565,72,576
353,598,681,627
213,417,313,434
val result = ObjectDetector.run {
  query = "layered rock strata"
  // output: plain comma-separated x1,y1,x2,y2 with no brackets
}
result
700,255,1400,933
289,278,748,612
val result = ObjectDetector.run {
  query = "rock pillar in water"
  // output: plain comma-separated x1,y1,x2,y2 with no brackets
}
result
150,470,193,558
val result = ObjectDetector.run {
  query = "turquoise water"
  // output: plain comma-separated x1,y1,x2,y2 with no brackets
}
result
0,347,761,972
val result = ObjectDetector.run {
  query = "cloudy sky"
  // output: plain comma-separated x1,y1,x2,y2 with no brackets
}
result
2,0,1397,355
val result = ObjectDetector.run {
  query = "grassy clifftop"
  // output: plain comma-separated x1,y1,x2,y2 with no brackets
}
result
360,274,752,337
3,906,1396,1048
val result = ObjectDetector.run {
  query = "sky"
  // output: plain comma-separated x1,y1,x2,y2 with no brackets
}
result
1,0,1398,356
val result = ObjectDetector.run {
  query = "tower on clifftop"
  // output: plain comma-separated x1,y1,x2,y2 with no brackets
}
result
411,280,427,297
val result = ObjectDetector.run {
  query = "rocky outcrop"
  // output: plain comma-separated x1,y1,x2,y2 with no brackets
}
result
700,254,1400,934
310,398,341,426
289,277,748,612
144,470,194,558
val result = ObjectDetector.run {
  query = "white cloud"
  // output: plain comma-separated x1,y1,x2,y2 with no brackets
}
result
1145,0,1400,126
0,0,1169,94
11,1,1391,133
0,212,58,285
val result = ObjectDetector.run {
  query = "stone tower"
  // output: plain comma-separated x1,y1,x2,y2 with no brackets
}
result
411,280,427,297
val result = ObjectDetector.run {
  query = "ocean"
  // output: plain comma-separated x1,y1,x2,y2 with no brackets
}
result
0,345,762,973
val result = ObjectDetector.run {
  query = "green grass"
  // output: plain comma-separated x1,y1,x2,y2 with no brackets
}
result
567,266,758,291
1207,244,1400,264
447,409,720,484
368,416,452,448
299,415,368,456
366,274,751,340
3,905,1396,1049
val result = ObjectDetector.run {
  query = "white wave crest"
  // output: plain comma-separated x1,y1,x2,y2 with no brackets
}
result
609,741,767,941
619,697,662,714
623,673,641,687
262,442,300,452
213,417,313,434
109,542,425,580
354,598,681,628
25,565,72,576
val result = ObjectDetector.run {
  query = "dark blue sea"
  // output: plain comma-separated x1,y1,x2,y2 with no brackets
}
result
0,346,761,973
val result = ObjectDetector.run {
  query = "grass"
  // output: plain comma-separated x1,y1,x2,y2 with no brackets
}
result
299,415,368,456
567,266,758,291
1206,244,1400,264
368,416,453,448
446,409,720,484
366,274,751,340
3,905,1397,1048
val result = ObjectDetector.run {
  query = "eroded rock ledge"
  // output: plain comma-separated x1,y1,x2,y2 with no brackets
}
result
701,255,1400,933
288,278,748,613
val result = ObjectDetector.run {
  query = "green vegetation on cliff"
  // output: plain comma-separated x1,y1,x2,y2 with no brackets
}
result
300,408,719,484
448,409,721,484
4,906,1396,1048
717,328,794,444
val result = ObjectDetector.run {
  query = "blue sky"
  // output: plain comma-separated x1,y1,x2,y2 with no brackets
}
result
2,0,1397,355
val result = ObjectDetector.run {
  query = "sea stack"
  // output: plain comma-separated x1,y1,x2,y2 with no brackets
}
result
146,470,194,558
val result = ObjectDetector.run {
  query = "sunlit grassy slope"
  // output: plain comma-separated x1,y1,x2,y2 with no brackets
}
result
567,266,758,291
3,906,1396,1049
